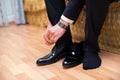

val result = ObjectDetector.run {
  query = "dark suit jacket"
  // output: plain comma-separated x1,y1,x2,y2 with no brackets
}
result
62,0,117,22
110,0,118,3
63,0,85,22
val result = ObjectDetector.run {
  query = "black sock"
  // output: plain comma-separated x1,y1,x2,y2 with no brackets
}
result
83,50,101,70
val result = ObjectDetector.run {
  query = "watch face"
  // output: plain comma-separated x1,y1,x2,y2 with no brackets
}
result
58,21,68,30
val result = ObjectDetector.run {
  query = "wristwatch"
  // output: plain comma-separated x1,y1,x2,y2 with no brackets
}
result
57,21,68,30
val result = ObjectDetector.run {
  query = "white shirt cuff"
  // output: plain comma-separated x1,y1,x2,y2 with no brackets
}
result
61,15,74,24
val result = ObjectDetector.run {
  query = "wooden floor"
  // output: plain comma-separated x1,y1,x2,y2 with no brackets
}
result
0,25,120,80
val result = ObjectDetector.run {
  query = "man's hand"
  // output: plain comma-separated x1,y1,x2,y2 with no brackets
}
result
43,21,53,45
44,24,66,45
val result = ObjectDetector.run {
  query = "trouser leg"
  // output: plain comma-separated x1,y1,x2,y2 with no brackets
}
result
44,0,72,45
84,0,109,52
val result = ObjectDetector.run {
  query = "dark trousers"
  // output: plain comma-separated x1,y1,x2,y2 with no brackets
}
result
44,0,109,52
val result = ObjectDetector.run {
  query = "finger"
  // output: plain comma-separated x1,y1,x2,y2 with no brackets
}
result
47,29,56,44
43,35,50,45
44,36,54,45
45,30,51,40
43,32,52,44
44,40,52,45
50,32,58,43
54,36,59,43
44,31,55,45
48,29,55,40
46,29,54,42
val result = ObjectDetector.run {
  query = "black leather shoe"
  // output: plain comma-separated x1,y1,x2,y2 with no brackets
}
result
63,42,84,68
36,44,70,66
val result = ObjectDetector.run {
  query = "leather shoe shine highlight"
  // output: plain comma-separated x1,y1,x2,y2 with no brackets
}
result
36,44,69,66
63,42,84,68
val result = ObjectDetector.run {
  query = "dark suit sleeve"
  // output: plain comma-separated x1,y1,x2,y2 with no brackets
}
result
62,0,85,22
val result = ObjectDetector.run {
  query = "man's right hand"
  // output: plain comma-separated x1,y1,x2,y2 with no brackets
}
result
43,21,54,45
